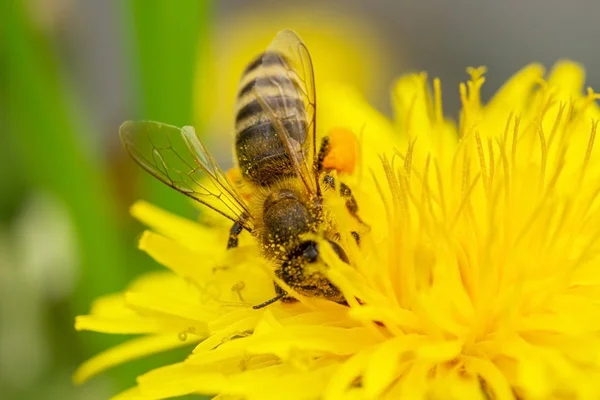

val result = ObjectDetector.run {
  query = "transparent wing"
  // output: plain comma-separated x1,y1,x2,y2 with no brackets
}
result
120,120,254,231
255,29,319,195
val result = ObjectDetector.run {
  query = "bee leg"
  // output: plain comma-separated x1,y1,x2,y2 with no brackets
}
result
275,282,297,303
253,268,299,309
253,263,301,309
322,174,369,234
339,181,367,225
351,231,360,246
254,242,318,309
227,220,244,249
252,290,287,309
316,136,330,173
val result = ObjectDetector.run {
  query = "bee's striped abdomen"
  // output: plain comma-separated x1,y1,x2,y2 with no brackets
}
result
234,51,308,187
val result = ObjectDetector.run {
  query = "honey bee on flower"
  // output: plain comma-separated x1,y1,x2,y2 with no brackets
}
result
119,30,367,309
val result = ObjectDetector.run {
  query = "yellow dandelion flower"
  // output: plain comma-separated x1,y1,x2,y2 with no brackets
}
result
75,60,600,399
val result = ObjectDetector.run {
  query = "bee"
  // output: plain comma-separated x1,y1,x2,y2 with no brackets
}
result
120,30,365,309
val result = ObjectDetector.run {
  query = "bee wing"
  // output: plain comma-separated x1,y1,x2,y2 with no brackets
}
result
254,29,319,196
120,121,254,231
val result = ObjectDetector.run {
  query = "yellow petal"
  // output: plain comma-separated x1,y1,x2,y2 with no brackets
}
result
124,292,210,336
87,292,134,317
138,363,227,398
75,315,159,334
138,230,216,286
111,386,151,400
138,230,272,307
463,356,513,400
139,360,339,400
238,362,338,400
324,351,371,400
362,335,425,398
76,272,202,334
427,367,487,400
73,334,199,384
388,361,430,398
547,60,585,99
486,63,545,119
242,326,379,359
125,270,183,292
391,73,458,166
190,313,259,356
393,72,433,136
131,200,223,252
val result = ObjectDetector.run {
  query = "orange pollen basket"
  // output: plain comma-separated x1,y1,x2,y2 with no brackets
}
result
323,127,359,174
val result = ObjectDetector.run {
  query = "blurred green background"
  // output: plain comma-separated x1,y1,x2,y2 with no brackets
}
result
1,0,599,398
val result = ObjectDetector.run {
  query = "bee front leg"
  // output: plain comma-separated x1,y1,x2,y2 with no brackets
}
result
252,289,287,310
227,220,244,249
322,174,369,237
252,276,299,309
253,242,316,309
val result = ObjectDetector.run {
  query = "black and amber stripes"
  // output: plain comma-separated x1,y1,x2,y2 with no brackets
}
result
234,51,308,186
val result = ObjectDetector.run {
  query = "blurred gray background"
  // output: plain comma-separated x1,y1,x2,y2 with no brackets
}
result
62,0,600,148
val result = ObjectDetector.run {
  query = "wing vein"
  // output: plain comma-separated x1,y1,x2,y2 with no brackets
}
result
119,121,254,231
